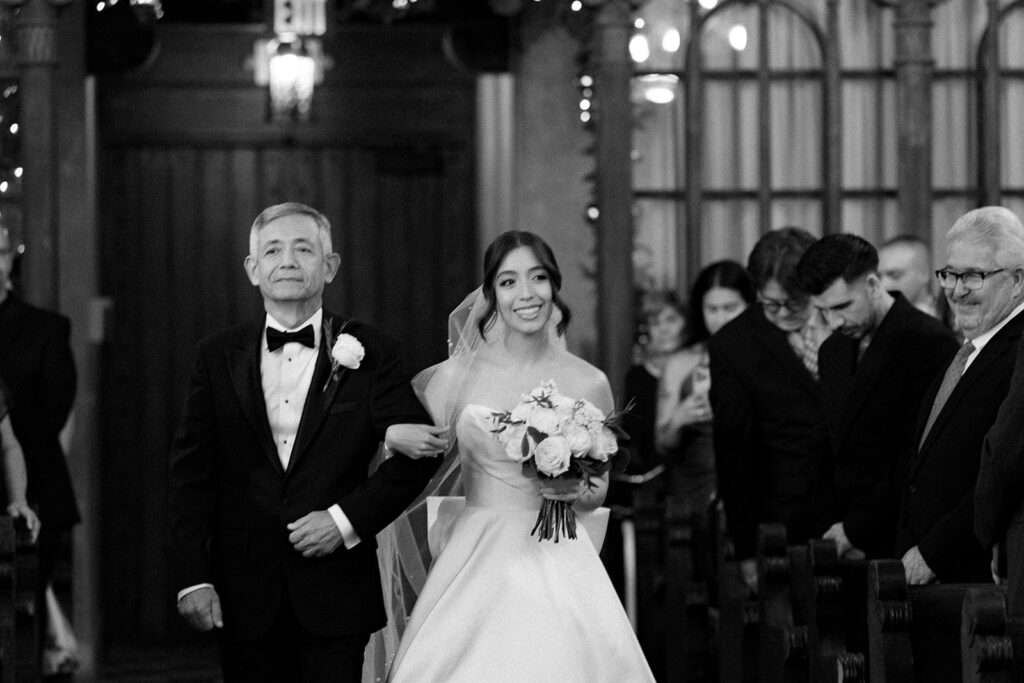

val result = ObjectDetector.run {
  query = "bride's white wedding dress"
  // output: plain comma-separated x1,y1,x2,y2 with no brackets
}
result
387,404,655,682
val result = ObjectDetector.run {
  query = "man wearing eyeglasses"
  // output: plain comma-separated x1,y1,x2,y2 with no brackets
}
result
897,206,1024,588
709,227,831,593
796,234,957,562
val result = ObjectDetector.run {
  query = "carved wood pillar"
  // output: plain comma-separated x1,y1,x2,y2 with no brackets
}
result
874,0,943,239
592,0,635,395
2,0,70,308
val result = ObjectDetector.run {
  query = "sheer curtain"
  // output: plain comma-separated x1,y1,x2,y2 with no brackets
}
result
632,0,1024,291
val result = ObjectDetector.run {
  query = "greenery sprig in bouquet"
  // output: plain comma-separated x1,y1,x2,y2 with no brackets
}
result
489,380,628,542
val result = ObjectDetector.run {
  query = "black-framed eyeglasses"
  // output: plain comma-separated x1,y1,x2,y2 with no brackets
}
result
757,295,808,315
934,268,1006,291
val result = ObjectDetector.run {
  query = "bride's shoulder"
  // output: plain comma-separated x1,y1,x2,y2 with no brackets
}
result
555,353,614,413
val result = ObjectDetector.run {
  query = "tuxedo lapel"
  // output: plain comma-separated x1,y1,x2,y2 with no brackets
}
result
226,324,283,475
287,314,349,474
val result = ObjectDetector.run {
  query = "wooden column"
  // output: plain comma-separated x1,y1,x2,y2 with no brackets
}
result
1,0,70,308
876,0,941,239
593,0,634,396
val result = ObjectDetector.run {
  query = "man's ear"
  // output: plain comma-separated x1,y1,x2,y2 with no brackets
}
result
864,272,881,295
244,255,259,286
322,252,341,284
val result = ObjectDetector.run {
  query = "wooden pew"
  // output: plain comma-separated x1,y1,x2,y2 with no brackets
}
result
0,515,36,682
756,528,872,683
664,493,713,682
757,522,813,683
15,518,39,683
863,559,983,683
712,498,758,683
803,540,869,683
959,584,1024,683
607,465,667,677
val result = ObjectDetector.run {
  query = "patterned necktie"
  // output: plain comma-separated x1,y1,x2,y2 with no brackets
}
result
919,340,975,447
789,327,819,380
266,325,315,352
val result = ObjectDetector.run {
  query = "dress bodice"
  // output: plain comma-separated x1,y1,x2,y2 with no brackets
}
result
457,405,541,510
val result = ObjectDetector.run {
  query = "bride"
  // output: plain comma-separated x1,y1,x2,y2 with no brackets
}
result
380,231,654,682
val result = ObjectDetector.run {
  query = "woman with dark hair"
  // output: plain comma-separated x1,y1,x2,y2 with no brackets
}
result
384,231,654,682
655,261,753,507
647,261,753,587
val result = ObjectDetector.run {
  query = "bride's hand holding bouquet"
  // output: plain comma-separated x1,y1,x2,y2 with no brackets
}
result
490,380,628,542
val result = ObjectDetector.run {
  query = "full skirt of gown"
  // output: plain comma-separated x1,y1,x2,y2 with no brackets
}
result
387,405,654,683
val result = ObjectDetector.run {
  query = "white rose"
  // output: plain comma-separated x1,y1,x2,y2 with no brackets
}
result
563,423,593,457
501,424,531,462
574,400,606,429
510,403,532,424
591,426,619,462
534,436,572,476
527,406,562,436
331,333,365,369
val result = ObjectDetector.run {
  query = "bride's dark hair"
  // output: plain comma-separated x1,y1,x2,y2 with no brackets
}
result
477,231,572,339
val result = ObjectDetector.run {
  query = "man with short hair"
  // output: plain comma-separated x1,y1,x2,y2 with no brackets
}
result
797,234,957,559
879,235,939,318
709,227,830,592
169,203,447,682
897,206,1024,585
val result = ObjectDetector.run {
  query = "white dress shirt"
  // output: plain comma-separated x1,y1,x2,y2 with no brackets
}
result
177,309,361,603
964,299,1024,371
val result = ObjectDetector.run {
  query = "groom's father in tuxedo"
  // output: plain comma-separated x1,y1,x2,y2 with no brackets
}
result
169,203,446,682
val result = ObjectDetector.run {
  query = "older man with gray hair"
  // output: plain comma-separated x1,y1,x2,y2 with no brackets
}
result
897,206,1024,586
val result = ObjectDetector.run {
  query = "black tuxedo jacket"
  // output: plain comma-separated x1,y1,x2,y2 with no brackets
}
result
976,333,1024,613
0,296,79,529
168,314,440,642
897,307,1024,582
817,294,957,557
708,305,830,559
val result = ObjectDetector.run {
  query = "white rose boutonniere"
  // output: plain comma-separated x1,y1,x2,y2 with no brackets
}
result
332,333,365,370
322,319,364,392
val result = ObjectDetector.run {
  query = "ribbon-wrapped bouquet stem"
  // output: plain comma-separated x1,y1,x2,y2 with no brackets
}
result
490,380,628,542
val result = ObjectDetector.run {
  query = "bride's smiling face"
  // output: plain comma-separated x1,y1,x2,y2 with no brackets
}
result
494,246,554,336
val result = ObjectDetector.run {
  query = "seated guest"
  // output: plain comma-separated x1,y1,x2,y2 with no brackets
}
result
796,234,957,559
709,228,831,592
897,206,1024,585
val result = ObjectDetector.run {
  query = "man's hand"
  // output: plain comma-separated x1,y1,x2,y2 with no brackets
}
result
901,545,936,585
177,586,223,631
822,522,864,559
287,510,344,558
740,558,758,594
384,424,449,459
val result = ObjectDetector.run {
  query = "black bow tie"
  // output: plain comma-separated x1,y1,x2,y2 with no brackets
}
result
266,325,315,352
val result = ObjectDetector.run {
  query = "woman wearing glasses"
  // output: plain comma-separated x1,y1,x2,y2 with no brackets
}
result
706,228,832,593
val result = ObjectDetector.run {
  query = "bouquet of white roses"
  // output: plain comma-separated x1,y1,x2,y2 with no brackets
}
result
489,380,627,542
